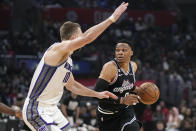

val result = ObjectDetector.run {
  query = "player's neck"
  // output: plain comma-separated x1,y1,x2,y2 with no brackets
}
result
118,61,130,72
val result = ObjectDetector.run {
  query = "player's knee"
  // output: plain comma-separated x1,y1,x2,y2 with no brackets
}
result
123,121,140,131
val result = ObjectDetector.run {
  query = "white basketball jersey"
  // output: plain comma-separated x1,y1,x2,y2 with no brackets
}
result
27,44,72,105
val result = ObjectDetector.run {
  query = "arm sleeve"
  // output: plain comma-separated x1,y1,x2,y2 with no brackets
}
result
94,78,110,91
94,78,120,104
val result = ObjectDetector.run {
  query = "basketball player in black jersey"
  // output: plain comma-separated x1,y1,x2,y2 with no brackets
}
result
95,40,141,131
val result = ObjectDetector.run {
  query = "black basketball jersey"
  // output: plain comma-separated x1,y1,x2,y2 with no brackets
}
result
98,58,136,112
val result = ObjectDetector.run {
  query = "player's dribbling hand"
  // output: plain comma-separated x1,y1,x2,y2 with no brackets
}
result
121,94,140,106
109,2,129,23
96,91,118,100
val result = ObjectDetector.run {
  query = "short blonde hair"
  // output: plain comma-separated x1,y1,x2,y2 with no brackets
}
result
60,21,81,40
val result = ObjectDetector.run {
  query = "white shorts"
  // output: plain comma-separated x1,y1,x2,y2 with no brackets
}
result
22,98,70,131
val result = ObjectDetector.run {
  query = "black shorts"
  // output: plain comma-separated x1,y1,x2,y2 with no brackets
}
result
97,106,141,131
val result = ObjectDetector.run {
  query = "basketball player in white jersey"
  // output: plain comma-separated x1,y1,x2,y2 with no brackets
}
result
22,2,129,131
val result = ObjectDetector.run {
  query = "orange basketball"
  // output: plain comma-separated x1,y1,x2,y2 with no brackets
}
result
138,82,160,105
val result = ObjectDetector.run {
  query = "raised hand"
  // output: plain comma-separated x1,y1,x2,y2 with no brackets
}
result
110,2,129,23
96,91,118,100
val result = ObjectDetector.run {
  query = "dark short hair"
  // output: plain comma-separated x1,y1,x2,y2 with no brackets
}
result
60,21,81,41
116,39,134,51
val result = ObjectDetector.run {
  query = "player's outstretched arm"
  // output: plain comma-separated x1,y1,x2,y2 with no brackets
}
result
65,73,117,100
45,2,128,66
62,2,128,51
59,2,129,53
0,102,22,119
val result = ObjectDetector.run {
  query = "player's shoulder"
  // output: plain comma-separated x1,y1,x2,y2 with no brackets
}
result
131,61,137,66
45,42,61,54
103,60,117,70
100,60,118,81
47,42,60,49
131,61,137,72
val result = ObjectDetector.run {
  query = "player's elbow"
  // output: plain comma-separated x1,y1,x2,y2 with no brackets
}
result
65,85,72,92
82,33,94,44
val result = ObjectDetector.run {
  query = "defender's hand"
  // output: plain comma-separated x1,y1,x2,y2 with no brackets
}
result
121,94,140,105
96,91,118,100
15,110,23,120
109,2,129,23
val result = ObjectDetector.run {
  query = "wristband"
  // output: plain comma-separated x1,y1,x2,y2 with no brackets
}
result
109,15,116,23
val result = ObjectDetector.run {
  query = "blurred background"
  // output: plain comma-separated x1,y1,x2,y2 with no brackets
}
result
0,0,196,131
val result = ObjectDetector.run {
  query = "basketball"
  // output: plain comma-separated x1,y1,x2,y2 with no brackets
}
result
138,82,160,105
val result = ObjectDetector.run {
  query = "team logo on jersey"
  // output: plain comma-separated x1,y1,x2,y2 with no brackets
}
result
39,125,48,131
113,80,134,93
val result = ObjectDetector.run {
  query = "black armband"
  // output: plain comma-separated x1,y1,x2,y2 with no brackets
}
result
94,78,110,91
94,78,121,104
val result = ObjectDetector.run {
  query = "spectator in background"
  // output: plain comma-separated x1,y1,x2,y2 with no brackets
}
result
61,92,80,128
180,108,194,130
142,62,155,80
193,113,196,131
162,57,169,72
0,61,7,76
178,105,186,122
135,17,147,32
142,105,153,131
89,106,98,128
192,97,196,109
168,71,184,106
79,102,99,131
153,121,165,131
192,72,196,91
159,70,168,102
152,105,165,124
159,100,169,123
166,107,181,131
181,119,193,131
